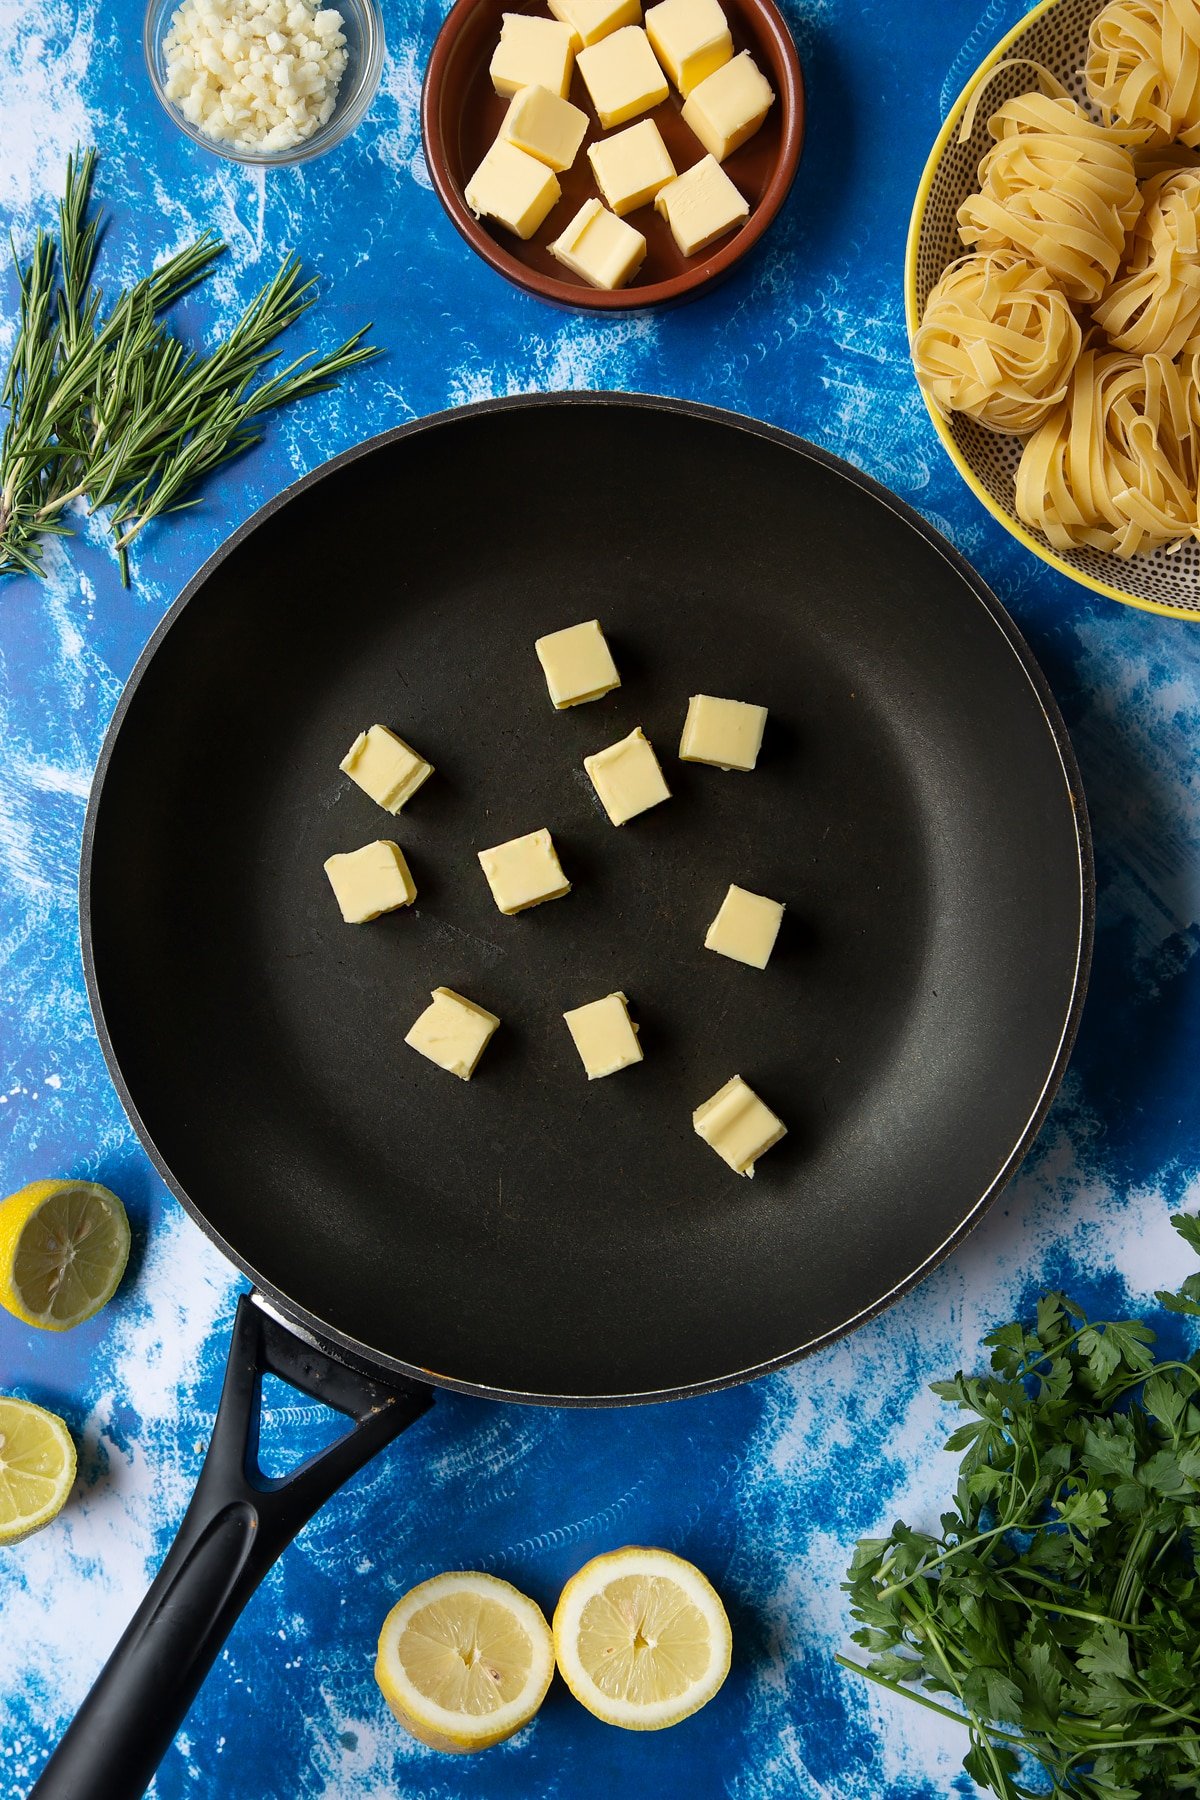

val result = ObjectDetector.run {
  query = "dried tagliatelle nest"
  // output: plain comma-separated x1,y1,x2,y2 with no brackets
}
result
1014,345,1200,555
1086,0,1200,147
956,87,1141,305
1094,165,1200,353
913,251,1083,433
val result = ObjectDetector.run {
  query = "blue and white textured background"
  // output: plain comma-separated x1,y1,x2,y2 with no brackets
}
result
1,0,1198,1793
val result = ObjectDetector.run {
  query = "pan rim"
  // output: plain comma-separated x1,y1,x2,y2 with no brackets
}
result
79,390,1095,1407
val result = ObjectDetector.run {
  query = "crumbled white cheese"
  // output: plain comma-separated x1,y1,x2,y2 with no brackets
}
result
162,0,349,152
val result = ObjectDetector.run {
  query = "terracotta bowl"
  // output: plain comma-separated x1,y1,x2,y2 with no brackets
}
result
421,0,805,310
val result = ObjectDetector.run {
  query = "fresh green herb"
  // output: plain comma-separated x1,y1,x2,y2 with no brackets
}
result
840,1213,1200,1800
0,150,378,584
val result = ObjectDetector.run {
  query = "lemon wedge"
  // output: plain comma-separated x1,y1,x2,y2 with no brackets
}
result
375,1571,555,1752
0,1179,131,1331
0,1396,77,1545
553,1545,732,1730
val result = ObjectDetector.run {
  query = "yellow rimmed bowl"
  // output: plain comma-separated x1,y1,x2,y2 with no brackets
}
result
906,0,1200,621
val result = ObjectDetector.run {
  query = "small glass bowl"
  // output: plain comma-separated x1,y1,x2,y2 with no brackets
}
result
144,0,385,166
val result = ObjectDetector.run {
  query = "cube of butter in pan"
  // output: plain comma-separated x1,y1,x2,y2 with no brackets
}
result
465,139,562,239
645,0,732,95
588,119,676,215
577,26,669,129
680,692,767,769
550,199,647,289
500,84,589,171
535,618,621,706
478,827,571,914
681,50,774,160
549,0,641,51
323,840,416,924
406,987,500,1081
654,155,748,256
490,13,576,97
584,726,671,824
705,884,784,968
564,992,643,1079
340,724,433,813
693,1075,786,1175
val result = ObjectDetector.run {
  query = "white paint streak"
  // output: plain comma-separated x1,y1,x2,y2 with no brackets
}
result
0,0,97,213
0,1213,235,1717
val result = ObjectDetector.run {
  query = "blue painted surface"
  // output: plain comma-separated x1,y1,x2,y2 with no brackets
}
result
1,0,1198,1793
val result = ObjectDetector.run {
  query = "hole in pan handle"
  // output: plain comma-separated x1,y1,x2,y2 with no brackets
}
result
28,1292,434,1800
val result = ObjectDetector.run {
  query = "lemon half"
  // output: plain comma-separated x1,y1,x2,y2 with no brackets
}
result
0,1180,131,1331
0,1396,77,1545
375,1571,555,1752
553,1545,732,1730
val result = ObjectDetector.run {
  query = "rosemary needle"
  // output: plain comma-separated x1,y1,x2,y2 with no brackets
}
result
0,150,379,584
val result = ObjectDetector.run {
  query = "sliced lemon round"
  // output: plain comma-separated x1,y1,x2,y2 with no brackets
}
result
553,1545,732,1731
375,1571,555,1753
0,1179,131,1331
0,1396,77,1545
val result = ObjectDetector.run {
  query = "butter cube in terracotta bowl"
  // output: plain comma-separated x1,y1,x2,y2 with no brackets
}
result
421,0,804,309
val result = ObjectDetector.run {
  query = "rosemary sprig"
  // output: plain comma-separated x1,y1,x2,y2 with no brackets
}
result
0,150,379,584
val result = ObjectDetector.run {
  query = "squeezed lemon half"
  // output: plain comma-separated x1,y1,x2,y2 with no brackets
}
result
0,1180,131,1331
375,1571,555,1752
0,1396,77,1545
552,1545,732,1730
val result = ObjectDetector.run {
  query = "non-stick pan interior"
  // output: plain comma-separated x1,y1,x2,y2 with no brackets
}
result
84,398,1088,1399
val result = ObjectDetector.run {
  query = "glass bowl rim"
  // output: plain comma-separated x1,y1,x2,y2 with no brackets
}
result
142,0,386,167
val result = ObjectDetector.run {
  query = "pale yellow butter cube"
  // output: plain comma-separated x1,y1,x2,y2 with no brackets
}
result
323,840,416,925
405,987,500,1081
500,83,589,170
490,13,576,97
549,199,647,289
465,139,562,239
588,119,676,214
645,0,731,95
535,618,621,706
584,726,670,824
478,827,571,914
563,991,643,1078
490,13,576,96
340,724,433,814
693,1074,786,1175
704,884,784,968
576,26,668,128
681,49,774,159
654,154,748,255
679,692,766,768
549,0,641,50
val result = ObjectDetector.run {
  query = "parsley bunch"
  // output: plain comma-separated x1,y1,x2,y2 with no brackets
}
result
841,1214,1200,1799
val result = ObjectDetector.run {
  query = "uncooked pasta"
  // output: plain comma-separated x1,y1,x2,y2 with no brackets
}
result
1094,165,1200,352
912,251,1083,432
913,29,1200,564
1014,346,1200,554
957,89,1141,304
1086,0,1200,147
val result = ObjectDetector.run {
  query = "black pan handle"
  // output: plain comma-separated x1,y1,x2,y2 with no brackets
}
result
29,1292,432,1800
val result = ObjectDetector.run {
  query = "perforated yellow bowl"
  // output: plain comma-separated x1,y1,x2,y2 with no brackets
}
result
905,0,1200,620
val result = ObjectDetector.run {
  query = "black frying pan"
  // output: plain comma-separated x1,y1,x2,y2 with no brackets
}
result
35,394,1091,1800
